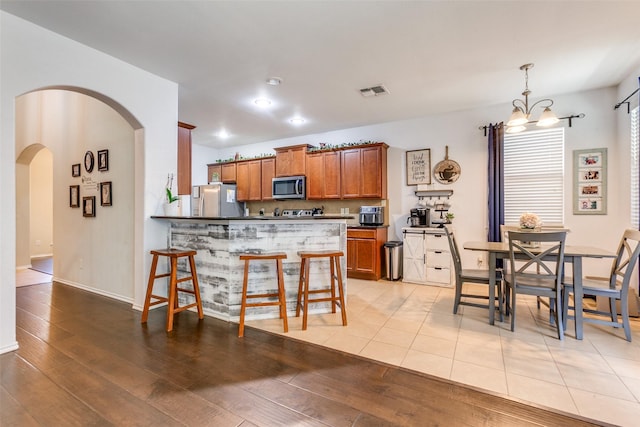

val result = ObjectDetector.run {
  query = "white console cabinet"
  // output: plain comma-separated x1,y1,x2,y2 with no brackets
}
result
402,227,453,287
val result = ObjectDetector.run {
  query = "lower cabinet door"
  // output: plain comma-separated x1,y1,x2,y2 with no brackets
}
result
402,233,426,284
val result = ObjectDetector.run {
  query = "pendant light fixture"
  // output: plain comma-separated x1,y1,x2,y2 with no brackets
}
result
506,63,559,133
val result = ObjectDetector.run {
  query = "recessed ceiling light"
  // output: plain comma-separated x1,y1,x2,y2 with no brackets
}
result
217,129,230,139
254,98,272,107
266,77,282,86
289,117,305,125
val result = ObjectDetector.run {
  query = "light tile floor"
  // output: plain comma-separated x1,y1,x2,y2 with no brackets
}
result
247,279,640,427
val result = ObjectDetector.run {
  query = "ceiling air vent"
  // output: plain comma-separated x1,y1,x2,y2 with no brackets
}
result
359,84,389,97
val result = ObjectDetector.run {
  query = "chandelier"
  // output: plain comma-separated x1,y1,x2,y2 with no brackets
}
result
506,63,559,133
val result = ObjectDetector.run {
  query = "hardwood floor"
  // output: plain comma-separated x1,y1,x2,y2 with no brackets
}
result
1,282,607,426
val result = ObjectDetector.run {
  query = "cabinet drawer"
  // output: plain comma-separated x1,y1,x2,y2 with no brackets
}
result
426,233,449,250
347,229,376,239
427,250,450,267
426,267,451,285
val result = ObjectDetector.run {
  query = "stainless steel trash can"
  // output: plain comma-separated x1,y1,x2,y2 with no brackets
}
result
384,241,403,281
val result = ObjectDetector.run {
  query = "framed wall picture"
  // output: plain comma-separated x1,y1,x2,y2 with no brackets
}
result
406,149,431,185
100,181,112,206
84,150,94,173
72,163,81,177
83,196,96,217
573,148,607,215
97,149,109,171
69,185,80,208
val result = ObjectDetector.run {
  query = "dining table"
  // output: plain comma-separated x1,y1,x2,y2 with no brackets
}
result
463,240,615,339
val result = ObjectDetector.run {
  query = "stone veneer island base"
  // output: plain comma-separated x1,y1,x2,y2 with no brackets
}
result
152,217,348,324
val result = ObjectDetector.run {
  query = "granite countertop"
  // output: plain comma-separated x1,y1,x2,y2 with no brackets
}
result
152,215,356,220
347,224,389,229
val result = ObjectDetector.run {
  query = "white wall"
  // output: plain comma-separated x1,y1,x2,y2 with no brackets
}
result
29,148,53,257
1,12,178,354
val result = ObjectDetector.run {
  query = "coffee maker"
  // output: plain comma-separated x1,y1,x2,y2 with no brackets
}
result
408,208,430,227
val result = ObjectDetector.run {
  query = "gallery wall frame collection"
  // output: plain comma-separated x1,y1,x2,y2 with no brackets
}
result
573,148,607,215
70,149,113,216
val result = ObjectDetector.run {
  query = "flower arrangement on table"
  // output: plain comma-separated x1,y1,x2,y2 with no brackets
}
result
518,212,541,247
519,212,541,229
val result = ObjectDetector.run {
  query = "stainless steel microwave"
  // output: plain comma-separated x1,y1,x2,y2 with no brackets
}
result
272,175,306,200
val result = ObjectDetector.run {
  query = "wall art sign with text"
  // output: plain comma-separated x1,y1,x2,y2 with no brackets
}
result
573,148,607,215
406,149,431,185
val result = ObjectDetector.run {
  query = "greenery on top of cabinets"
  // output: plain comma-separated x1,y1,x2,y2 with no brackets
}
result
214,153,275,163
307,140,382,152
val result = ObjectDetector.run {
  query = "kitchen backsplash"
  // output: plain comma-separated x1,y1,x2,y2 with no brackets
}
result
245,199,387,226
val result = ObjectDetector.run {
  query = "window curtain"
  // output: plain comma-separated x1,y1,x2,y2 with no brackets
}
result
488,122,504,243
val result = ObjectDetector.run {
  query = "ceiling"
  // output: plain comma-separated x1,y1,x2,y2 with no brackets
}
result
3,1,640,148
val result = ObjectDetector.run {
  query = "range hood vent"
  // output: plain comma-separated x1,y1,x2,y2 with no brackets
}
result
359,84,389,97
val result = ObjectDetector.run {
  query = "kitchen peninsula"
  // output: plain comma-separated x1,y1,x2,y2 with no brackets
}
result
151,215,352,323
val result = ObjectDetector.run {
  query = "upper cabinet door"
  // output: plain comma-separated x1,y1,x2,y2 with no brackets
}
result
275,144,311,177
177,121,195,195
360,145,387,198
341,144,387,199
341,148,362,198
237,160,263,201
261,158,276,201
306,150,341,200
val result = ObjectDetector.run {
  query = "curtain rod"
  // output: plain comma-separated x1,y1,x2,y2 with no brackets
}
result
614,88,639,113
478,113,585,137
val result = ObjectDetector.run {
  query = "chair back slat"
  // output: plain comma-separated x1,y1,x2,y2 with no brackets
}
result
444,225,462,277
611,229,640,291
508,231,567,287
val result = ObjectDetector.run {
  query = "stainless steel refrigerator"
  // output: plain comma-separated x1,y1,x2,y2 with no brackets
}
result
191,183,244,217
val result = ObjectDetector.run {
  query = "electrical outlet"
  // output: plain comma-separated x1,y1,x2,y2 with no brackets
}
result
79,257,83,270
35,239,41,246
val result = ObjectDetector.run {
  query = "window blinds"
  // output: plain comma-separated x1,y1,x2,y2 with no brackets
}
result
504,128,565,226
631,107,639,228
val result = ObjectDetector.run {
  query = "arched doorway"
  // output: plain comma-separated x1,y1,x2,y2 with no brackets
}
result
16,144,53,286
14,89,139,301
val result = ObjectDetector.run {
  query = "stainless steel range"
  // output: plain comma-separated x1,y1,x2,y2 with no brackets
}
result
281,207,324,217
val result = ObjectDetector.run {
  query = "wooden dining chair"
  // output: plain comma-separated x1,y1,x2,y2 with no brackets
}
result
563,229,640,341
505,230,567,339
445,226,503,323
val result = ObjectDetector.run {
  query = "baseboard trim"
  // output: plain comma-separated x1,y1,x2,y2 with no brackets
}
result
53,278,134,306
0,341,19,355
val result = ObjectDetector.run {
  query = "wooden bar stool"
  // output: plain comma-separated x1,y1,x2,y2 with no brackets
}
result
238,252,288,337
141,248,204,332
296,250,347,330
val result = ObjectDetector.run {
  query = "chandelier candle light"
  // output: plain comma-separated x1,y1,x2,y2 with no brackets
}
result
506,63,559,133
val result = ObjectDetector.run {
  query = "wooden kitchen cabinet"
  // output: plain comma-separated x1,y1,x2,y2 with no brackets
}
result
207,162,236,183
207,164,221,183
347,227,387,280
177,121,195,195
260,157,276,201
307,150,341,199
221,162,237,183
275,144,311,177
341,143,388,199
236,159,262,201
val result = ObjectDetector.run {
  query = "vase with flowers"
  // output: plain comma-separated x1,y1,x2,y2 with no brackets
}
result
163,173,180,216
519,212,541,247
